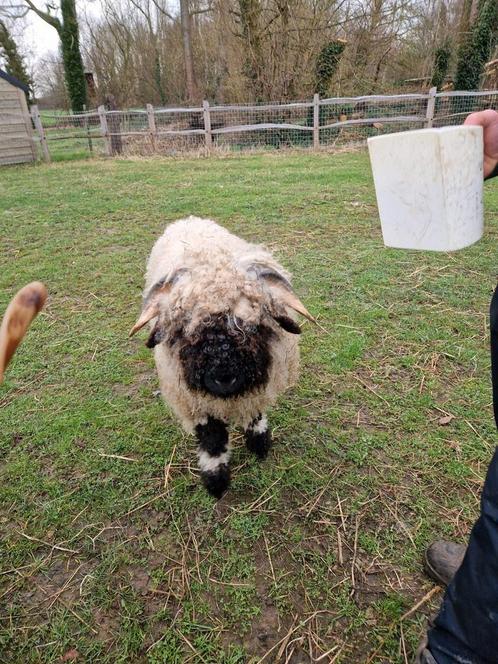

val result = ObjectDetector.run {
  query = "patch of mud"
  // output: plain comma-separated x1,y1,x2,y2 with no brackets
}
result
11,558,96,615
93,608,120,643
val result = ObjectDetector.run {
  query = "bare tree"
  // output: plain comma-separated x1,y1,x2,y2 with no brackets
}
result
18,0,87,110
153,0,213,102
179,0,198,100
129,0,168,104
73,0,494,108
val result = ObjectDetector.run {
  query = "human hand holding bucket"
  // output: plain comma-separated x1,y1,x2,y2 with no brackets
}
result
368,125,484,252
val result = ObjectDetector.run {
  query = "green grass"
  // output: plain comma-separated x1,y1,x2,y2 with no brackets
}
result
38,110,103,162
1,151,498,663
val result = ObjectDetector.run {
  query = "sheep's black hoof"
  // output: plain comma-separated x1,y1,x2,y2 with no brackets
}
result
202,465,231,499
245,429,272,460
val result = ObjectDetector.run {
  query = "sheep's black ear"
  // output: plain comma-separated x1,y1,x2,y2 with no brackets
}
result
273,315,301,334
146,323,164,348
248,263,316,324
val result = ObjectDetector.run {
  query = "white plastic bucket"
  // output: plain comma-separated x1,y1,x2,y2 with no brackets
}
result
367,126,483,252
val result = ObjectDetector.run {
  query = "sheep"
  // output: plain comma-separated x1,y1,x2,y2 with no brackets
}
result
130,217,314,498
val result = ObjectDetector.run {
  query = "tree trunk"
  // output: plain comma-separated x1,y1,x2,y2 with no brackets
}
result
153,49,167,106
180,0,198,102
315,40,346,97
458,0,472,39
238,0,264,100
59,0,87,112
469,0,481,25
104,94,123,155
455,0,498,90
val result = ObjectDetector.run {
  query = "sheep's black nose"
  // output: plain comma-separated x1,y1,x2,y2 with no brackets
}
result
204,370,244,397
214,376,237,390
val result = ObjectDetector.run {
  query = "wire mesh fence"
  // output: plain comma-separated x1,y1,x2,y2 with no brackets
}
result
17,89,498,162
35,108,104,161
315,93,428,149
432,91,498,127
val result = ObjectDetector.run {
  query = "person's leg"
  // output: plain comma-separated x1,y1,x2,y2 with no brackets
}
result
425,447,498,663
422,286,498,663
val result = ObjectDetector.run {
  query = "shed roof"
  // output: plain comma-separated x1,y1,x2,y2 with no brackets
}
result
0,69,30,93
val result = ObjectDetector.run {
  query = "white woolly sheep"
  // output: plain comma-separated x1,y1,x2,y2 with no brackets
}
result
130,217,314,498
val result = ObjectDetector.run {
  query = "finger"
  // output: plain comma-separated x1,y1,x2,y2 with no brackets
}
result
464,109,498,129
0,282,47,384
464,110,498,176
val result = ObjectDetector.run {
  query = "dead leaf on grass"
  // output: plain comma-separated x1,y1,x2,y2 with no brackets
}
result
448,440,462,453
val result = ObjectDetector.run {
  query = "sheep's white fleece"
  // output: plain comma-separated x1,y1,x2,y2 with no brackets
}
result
145,216,300,433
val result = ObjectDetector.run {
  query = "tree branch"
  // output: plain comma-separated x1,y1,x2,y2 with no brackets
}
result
190,5,213,15
150,0,174,21
23,0,61,32
128,0,154,32
0,5,30,18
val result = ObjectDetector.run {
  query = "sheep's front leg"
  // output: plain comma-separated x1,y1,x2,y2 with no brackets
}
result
245,413,271,459
195,416,230,498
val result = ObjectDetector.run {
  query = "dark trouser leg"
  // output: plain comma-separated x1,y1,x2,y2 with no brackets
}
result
245,413,272,459
426,286,498,663
196,416,230,498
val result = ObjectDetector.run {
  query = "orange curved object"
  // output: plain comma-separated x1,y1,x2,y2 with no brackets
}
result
0,282,47,384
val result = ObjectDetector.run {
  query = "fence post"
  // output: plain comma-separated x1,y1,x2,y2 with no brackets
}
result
83,104,93,154
105,94,123,155
425,86,437,128
31,105,50,163
203,100,212,151
98,105,111,156
146,103,157,152
313,93,320,150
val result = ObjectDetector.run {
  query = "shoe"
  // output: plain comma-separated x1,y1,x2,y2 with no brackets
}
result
414,634,438,664
424,540,466,587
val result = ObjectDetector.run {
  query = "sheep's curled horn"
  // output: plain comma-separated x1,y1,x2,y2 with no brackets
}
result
129,269,187,338
129,263,315,340
247,263,316,334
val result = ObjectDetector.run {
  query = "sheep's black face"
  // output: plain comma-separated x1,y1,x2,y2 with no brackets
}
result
175,318,274,399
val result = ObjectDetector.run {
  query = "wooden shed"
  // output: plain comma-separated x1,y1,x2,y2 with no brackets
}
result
0,69,36,166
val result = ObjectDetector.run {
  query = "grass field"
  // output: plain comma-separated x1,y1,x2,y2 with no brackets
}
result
1,152,498,663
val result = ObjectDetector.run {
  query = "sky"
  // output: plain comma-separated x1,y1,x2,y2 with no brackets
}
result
24,11,60,59
6,0,177,65
17,0,102,63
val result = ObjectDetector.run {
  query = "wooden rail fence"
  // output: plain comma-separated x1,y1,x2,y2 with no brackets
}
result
12,88,498,162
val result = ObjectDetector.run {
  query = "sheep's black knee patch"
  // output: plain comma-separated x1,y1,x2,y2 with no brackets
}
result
202,465,230,499
245,416,272,459
245,429,272,459
195,416,228,456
